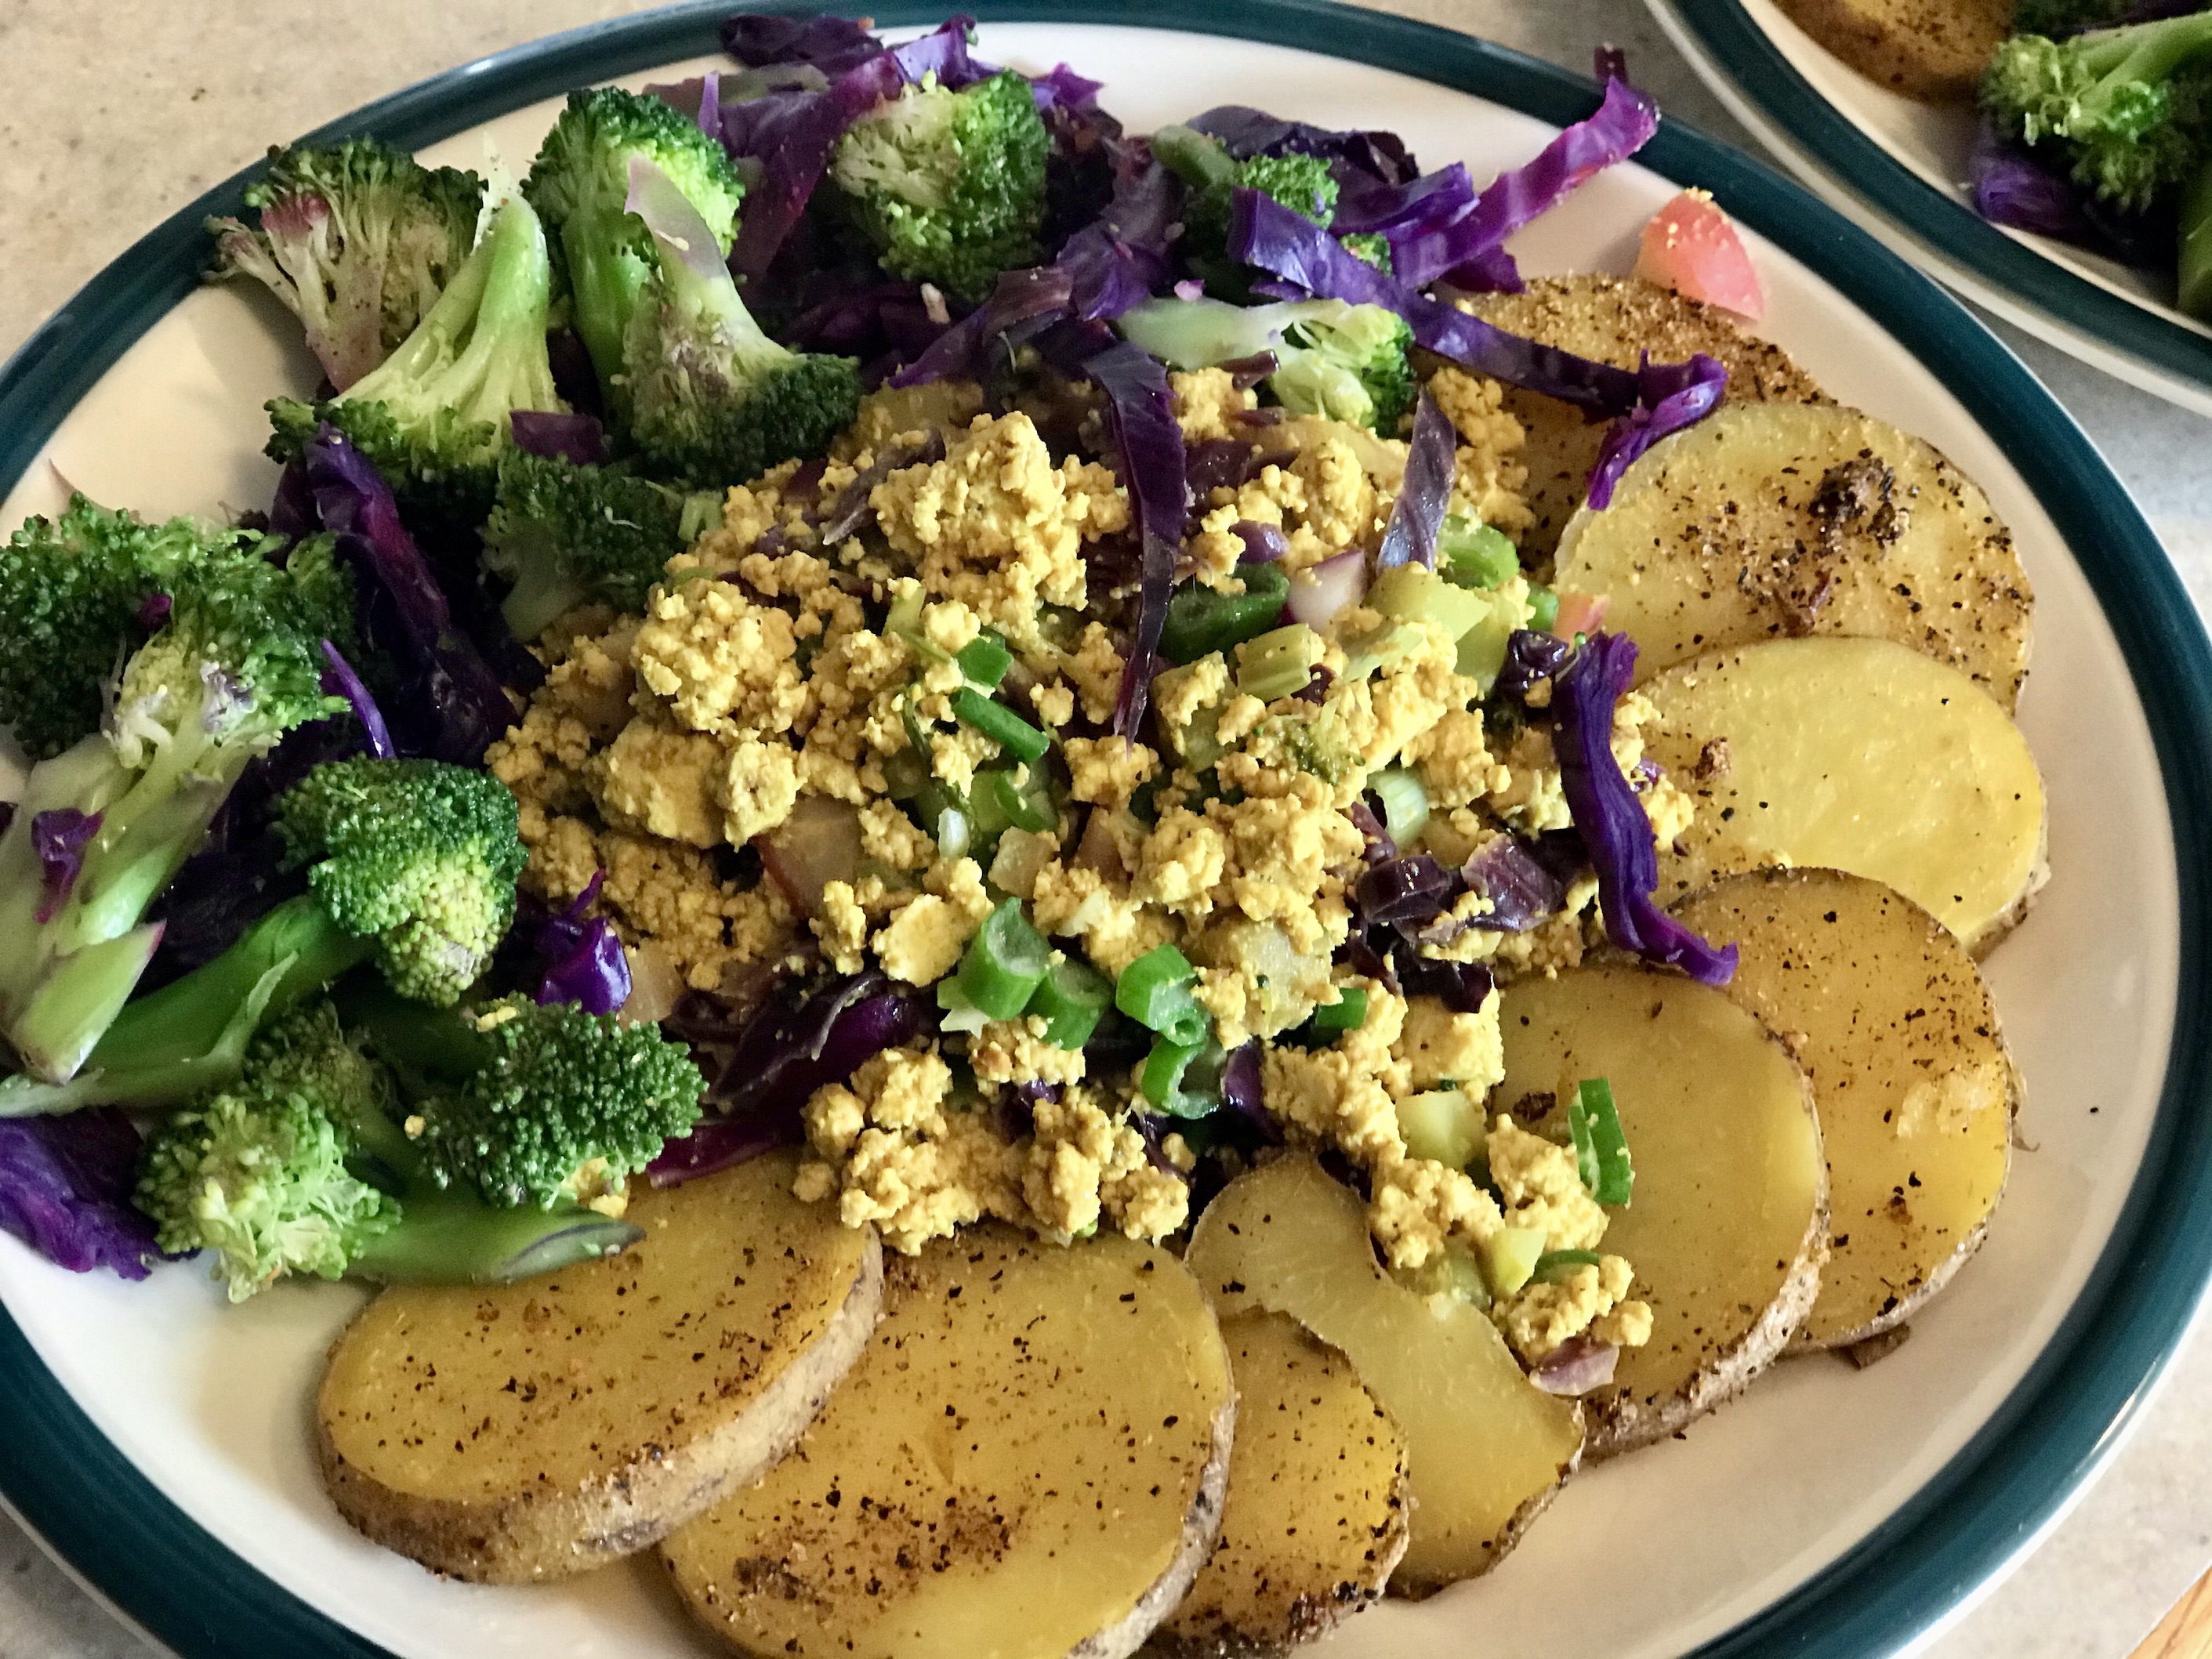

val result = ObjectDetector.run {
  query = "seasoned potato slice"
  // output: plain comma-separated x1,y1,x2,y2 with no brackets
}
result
1555,404,2032,708
1674,870,2018,1347
1463,275,1828,556
663,1227,1234,1659
1186,1156,1581,1593
1642,637,2047,953
1497,966,1827,1458
1775,0,2014,103
1152,1312,1409,1658
317,1152,882,1583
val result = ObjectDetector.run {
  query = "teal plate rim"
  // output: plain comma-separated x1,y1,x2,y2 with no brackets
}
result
1661,0,2212,404
2,3,2209,1656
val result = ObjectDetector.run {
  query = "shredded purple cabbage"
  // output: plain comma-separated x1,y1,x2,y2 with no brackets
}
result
1390,77,1658,291
1532,1334,1619,1395
317,640,393,760
1057,139,1182,322
1218,1041,1280,1143
1495,629,1576,701
645,1112,790,1188
531,873,631,1016
1460,837,1570,933
509,410,609,465
1354,853,1458,931
687,971,936,1121
1333,162,1475,237
31,809,101,926
1083,339,1188,737
1029,62,1104,112
1188,106,1418,184
720,13,883,74
1228,190,1644,416
889,265,1075,388
1376,389,1456,569
1391,944,1496,1014
0,1111,162,1279
299,428,515,765
1554,632,1735,984
1586,352,1729,510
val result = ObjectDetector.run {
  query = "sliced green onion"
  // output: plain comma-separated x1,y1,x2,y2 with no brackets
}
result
1025,956,1113,1049
1478,1226,1546,1299
1115,944,1208,1047
1307,985,1368,1036
678,491,725,542
985,768,1053,835
935,978,990,1034
956,632,1013,689
1438,514,1520,589
956,900,1053,1020
1532,1248,1605,1284
1159,563,1290,664
934,805,970,860
1141,1034,1226,1117
1370,767,1430,844
1526,585,1561,635
886,585,930,650
952,688,1050,765
1568,1078,1634,1206
1236,622,1323,701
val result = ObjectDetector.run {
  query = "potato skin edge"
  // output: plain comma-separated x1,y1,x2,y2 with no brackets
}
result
317,1229,885,1585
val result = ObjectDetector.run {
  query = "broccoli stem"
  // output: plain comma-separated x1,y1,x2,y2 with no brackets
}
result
0,895,377,1115
333,975,491,1085
2181,156,2212,317
346,1191,642,1284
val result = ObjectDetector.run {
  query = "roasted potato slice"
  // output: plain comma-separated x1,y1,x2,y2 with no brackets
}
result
1151,1312,1409,1658
1775,0,2014,103
1674,870,2018,1347
1497,965,1827,1458
1555,403,2032,708
1463,275,1828,557
1642,636,2047,953
1185,1155,1581,1593
317,1151,882,1583
662,1226,1235,1659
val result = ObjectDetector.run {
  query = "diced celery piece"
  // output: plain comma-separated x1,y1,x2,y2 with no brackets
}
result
1394,1088,1483,1170
1392,1239,1492,1309
1438,514,1519,589
1455,581,1537,695
1236,623,1324,702
1371,766,1429,844
1478,1225,1547,1298
1369,564,1492,641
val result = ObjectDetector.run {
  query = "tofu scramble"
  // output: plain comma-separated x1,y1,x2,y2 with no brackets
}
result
489,367,1678,1366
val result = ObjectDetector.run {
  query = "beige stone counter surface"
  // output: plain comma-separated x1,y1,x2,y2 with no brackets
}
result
1,2,2209,1656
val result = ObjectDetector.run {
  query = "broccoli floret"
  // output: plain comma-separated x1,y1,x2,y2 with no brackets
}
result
1152,122,1339,292
207,139,484,392
482,450,723,639
1116,294,1415,432
828,70,1051,302
267,194,564,523
135,1000,641,1301
522,87,746,408
0,502,354,1085
617,160,862,487
1984,15,2212,212
0,759,524,1117
346,986,704,1211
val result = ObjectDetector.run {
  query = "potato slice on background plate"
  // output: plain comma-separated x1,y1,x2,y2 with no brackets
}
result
1773,0,2014,103
1641,636,2047,953
1463,274,1829,557
662,1226,1235,1659
1674,870,2018,1348
1554,403,2032,709
317,1151,883,1583
1497,965,1827,1458
1185,1155,1582,1593
1151,1311,1409,1659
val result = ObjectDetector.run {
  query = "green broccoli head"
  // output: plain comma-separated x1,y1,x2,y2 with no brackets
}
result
1268,300,1416,433
412,994,705,1211
619,160,861,487
266,193,563,524
829,71,1051,302
1984,16,2212,212
523,87,746,403
207,139,484,392
275,758,526,1005
482,451,723,639
0,498,224,759
135,1002,401,1302
107,529,355,771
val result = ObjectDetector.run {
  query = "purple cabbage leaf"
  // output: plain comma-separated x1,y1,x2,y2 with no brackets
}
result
1376,389,1456,568
1586,352,1729,510
1553,632,1735,984
1186,105,1418,185
508,410,609,465
0,1110,164,1279
1083,338,1188,737
531,872,632,1016
317,640,393,759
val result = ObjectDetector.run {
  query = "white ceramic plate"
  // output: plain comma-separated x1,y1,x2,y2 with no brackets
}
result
0,8,2207,1659
1650,0,2212,415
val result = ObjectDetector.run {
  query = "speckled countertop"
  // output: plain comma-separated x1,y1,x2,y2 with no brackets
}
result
1,2,2208,1655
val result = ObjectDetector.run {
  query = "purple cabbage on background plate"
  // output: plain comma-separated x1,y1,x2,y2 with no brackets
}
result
0,1111,165,1280
1554,632,1736,985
